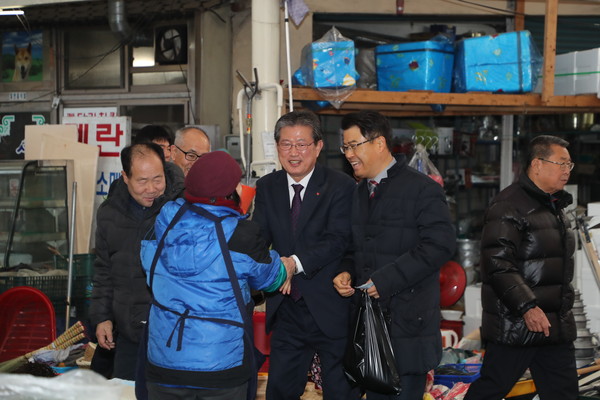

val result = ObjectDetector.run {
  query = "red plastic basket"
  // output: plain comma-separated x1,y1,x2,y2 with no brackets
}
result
253,311,272,373
0,286,57,362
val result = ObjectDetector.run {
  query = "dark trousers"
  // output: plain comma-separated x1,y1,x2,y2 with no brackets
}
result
147,382,247,400
266,297,359,400
113,335,140,381
464,341,578,400
365,373,428,400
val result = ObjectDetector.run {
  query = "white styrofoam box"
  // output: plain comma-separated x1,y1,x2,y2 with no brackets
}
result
533,52,575,94
555,52,576,95
574,48,600,95
588,202,600,217
463,315,482,338
580,256,600,310
564,184,578,214
590,229,600,254
464,283,482,317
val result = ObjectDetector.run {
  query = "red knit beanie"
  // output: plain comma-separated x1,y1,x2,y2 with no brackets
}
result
184,151,242,201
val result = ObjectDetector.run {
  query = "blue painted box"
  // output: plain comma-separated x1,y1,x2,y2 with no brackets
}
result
299,40,358,89
375,40,454,92
453,30,542,93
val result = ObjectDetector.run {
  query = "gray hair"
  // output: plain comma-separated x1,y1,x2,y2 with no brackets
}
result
274,111,323,143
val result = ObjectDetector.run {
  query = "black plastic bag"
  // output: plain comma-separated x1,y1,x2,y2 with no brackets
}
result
343,291,402,395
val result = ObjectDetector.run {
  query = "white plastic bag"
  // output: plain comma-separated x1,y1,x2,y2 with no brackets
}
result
409,144,444,186
0,369,123,399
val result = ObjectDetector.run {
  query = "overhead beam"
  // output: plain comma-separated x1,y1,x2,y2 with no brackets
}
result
0,0,94,7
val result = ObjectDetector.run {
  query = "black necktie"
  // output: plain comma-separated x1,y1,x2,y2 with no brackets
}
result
290,184,303,301
291,184,303,232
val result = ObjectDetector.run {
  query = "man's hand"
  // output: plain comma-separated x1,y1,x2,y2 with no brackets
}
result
523,306,551,337
279,256,296,295
333,272,355,297
96,320,115,350
364,279,380,299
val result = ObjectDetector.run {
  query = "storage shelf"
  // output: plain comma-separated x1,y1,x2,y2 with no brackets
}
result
290,88,600,117
0,232,67,243
0,199,66,209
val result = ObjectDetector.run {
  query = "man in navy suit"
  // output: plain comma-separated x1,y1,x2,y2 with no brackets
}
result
253,110,358,400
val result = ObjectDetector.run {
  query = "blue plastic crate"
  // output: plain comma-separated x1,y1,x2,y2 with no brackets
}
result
434,363,481,387
453,31,542,93
375,40,454,92
299,40,358,88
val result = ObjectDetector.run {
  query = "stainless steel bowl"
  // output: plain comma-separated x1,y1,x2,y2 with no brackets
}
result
574,314,588,322
574,347,595,358
576,320,589,330
574,336,594,348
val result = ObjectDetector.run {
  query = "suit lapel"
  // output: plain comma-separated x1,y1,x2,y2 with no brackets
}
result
272,171,293,235
295,165,326,235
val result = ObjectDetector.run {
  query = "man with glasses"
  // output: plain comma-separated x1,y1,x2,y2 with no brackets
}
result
171,126,211,176
465,135,578,400
333,110,456,400
253,110,358,400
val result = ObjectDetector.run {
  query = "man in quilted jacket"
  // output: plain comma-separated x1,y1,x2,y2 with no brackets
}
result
465,135,577,400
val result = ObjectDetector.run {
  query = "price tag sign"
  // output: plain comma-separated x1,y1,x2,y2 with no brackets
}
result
8,92,27,101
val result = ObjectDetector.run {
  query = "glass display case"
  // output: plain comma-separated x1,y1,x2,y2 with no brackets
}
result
0,160,74,269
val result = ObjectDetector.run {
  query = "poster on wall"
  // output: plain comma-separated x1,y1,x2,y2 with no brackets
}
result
0,112,48,159
1,30,43,82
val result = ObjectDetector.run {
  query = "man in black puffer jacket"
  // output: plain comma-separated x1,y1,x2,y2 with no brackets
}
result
465,135,577,400
334,111,456,400
89,143,184,380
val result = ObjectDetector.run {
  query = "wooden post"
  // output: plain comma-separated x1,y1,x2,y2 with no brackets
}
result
515,0,525,31
541,0,558,104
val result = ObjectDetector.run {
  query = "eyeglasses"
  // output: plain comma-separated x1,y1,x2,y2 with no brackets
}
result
174,144,201,162
340,137,377,154
277,142,314,152
538,158,575,171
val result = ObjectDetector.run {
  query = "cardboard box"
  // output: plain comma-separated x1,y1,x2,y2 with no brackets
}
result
454,31,541,93
375,40,454,92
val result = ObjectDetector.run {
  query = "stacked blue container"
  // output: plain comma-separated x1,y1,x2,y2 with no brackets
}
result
375,39,455,92
453,30,542,93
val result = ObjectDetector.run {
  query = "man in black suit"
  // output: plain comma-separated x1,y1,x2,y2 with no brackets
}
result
253,110,358,400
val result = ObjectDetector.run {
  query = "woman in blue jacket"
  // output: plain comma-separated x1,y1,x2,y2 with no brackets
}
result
141,151,291,400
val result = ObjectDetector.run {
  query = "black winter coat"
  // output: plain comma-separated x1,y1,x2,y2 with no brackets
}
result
89,162,184,343
480,172,576,346
346,155,456,374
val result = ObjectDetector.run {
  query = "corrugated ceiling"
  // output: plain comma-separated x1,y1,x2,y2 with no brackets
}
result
0,0,227,29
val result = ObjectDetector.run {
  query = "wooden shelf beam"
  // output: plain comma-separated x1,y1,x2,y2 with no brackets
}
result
290,0,600,117
290,88,600,116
